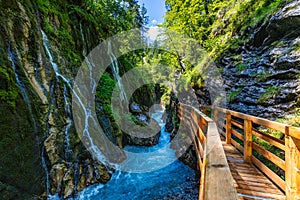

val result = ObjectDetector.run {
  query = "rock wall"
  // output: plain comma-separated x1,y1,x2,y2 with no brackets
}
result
220,1,300,119
0,1,115,198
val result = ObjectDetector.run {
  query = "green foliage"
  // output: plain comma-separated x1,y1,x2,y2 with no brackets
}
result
161,87,171,103
292,42,300,52
0,90,18,110
255,71,271,82
277,108,300,127
96,73,116,105
236,63,247,74
164,0,288,60
257,86,282,104
162,0,289,90
228,88,243,101
0,67,19,111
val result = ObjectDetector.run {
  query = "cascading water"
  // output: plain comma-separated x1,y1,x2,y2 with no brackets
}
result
76,108,197,200
63,85,73,164
41,30,74,160
41,30,197,199
80,23,87,56
7,44,38,134
8,42,47,194
8,41,42,164
41,30,118,197
107,41,128,103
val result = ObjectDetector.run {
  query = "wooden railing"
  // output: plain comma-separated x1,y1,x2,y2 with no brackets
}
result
177,103,237,200
212,106,300,200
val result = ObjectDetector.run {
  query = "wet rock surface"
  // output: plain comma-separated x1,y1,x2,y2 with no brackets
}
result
123,103,161,146
220,0,300,119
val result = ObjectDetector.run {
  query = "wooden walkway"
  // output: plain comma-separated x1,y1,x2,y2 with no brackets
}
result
177,103,300,200
223,142,286,200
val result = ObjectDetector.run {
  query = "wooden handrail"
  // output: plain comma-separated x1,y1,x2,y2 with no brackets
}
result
210,106,300,200
177,103,237,200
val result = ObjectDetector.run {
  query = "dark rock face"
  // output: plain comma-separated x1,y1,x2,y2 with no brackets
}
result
123,119,161,146
0,1,114,199
166,94,198,171
254,1,300,47
123,102,162,146
221,0,300,119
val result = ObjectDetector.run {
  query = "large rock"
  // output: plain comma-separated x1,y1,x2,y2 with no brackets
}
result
219,1,300,119
123,119,161,146
254,1,300,46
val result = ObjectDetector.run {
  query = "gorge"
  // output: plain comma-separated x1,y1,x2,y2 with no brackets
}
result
0,0,300,199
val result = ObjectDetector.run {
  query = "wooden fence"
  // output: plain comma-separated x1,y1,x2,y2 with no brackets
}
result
177,103,237,200
212,106,300,200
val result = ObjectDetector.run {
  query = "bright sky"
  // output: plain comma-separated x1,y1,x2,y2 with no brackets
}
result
138,0,166,26
138,0,166,41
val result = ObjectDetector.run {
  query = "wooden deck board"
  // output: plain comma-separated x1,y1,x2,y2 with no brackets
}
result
223,142,286,200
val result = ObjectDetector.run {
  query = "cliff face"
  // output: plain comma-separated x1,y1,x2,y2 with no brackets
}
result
0,0,134,198
221,1,300,119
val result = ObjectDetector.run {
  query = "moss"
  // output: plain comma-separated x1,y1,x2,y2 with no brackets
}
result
0,89,18,110
292,42,300,53
228,88,243,102
0,97,44,196
236,63,247,74
257,86,283,104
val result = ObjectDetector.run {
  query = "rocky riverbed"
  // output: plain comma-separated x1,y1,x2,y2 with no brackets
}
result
161,175,199,200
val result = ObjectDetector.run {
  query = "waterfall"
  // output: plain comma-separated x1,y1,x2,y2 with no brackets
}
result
63,85,73,164
41,30,74,164
107,41,128,103
8,43,43,191
7,45,38,133
80,23,87,56
41,146,51,195
7,44,39,143
41,30,118,192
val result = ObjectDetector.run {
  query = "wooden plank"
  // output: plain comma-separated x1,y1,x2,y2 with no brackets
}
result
232,120,244,130
244,120,252,163
231,139,244,153
226,112,232,144
251,156,286,191
252,142,285,171
204,122,238,200
236,188,285,199
196,135,205,159
234,180,278,189
288,126,300,140
217,120,226,130
252,128,285,150
285,126,300,200
223,142,285,200
231,170,275,178
215,107,288,133
234,182,284,194
197,127,206,144
232,129,244,142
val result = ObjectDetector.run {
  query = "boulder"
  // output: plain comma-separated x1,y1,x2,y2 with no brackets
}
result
123,119,161,146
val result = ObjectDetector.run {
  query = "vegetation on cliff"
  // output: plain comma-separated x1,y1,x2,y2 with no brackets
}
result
0,0,149,198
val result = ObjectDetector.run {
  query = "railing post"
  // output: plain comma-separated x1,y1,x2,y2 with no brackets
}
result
213,107,218,123
285,126,300,200
203,107,207,115
226,111,232,144
243,119,252,163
